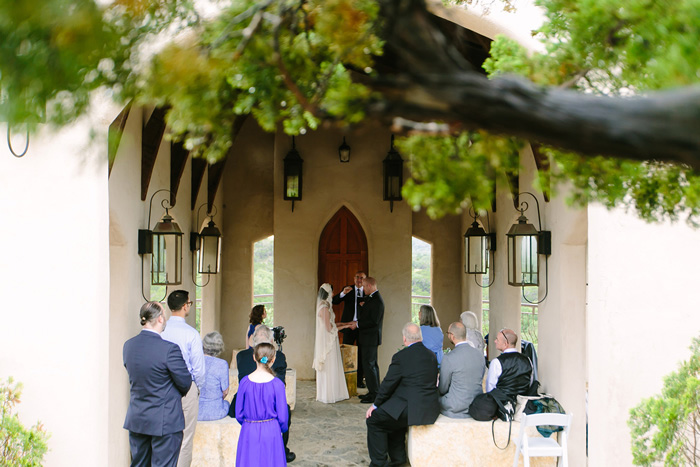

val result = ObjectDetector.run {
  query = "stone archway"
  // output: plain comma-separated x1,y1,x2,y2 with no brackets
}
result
318,206,368,326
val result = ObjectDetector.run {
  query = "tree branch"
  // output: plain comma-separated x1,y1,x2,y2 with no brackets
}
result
372,0,700,171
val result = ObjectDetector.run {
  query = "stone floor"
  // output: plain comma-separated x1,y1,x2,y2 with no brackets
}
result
288,380,372,466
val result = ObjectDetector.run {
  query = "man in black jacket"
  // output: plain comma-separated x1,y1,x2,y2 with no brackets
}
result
365,323,440,466
352,276,384,402
332,270,366,386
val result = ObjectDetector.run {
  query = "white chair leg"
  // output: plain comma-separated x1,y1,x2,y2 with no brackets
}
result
512,444,521,467
523,454,530,467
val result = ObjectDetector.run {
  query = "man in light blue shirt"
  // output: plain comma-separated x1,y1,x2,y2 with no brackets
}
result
161,290,205,467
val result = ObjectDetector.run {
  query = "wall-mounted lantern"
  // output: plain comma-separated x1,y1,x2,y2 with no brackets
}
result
506,192,551,303
190,204,222,287
138,189,183,300
338,137,351,163
284,136,303,211
464,208,496,287
383,135,403,212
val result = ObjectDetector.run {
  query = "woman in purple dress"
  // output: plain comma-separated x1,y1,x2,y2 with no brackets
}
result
235,342,289,466
198,331,230,421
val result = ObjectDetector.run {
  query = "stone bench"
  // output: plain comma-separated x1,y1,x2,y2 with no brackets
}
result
407,415,557,466
192,417,241,467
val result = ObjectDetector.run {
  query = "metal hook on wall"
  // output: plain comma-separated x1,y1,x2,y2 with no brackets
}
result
7,127,29,158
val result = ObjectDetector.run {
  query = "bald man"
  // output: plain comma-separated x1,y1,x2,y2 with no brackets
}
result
365,323,439,466
485,328,533,400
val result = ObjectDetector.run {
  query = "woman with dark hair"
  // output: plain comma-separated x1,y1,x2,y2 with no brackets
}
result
246,305,266,349
313,283,349,403
419,304,444,366
198,331,230,421
235,343,289,467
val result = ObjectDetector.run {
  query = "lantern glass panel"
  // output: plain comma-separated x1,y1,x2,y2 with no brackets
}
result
465,235,488,274
286,174,299,198
508,234,538,286
198,234,221,274
152,231,183,285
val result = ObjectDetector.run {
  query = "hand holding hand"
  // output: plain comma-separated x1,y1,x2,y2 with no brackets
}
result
351,321,358,330
342,286,353,294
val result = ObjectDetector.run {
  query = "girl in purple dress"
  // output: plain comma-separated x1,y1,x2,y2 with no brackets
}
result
235,342,289,466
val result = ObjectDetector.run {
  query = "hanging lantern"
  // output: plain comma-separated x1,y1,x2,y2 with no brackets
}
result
338,137,351,163
464,219,495,275
197,218,222,275
383,135,403,212
284,136,303,211
151,208,183,286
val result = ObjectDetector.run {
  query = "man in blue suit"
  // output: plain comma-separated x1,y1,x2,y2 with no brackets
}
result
123,301,192,467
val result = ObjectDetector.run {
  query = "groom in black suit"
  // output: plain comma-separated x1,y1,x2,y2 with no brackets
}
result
332,270,366,386
352,276,384,403
365,323,440,466
123,301,192,467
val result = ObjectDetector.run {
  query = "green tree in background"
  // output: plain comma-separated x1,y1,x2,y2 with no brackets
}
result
628,337,700,465
0,378,49,466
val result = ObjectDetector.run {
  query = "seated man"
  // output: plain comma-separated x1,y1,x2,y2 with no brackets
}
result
485,328,533,400
365,323,439,466
438,322,485,418
231,325,295,463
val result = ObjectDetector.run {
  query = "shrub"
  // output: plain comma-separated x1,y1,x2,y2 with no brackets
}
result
0,378,49,466
628,337,700,466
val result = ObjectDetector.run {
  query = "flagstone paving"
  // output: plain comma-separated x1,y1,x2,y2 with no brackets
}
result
288,380,372,466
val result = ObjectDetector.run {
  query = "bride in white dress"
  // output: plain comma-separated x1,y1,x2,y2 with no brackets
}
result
313,283,350,403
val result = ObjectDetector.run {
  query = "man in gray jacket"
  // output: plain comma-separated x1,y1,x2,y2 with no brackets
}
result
438,322,486,418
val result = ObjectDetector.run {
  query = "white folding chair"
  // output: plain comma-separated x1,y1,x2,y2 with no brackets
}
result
513,413,572,467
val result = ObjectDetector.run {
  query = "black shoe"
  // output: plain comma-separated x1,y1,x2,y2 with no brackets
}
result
360,394,376,403
360,398,374,404
286,451,296,463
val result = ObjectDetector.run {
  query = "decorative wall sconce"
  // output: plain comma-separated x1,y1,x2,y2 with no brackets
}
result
338,137,351,163
7,127,29,158
506,192,551,303
138,189,184,300
383,135,403,212
283,136,303,211
190,204,222,287
464,208,496,287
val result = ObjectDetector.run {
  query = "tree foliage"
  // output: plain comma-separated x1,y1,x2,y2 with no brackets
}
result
628,337,700,466
0,378,49,466
3,0,700,222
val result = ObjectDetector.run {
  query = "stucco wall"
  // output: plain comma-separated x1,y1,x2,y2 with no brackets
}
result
108,106,221,465
0,114,110,465
412,210,464,348
272,125,412,379
219,118,275,359
587,205,700,466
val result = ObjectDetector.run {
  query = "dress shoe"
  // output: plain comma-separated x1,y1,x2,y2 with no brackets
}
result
286,451,296,463
360,394,376,403
360,398,375,404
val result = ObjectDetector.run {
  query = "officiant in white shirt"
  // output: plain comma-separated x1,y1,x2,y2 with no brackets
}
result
332,270,366,388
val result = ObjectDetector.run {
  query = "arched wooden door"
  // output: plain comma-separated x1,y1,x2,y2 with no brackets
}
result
318,207,369,330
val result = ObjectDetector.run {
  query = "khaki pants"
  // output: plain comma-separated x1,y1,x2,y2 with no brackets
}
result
178,382,199,467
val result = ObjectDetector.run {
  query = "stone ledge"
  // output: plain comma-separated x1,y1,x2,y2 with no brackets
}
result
192,417,241,467
407,415,557,466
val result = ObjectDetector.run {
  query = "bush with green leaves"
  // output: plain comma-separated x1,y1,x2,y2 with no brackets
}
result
1,378,49,466
628,337,700,466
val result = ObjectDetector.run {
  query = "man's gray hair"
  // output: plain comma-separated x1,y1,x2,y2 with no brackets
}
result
448,322,466,341
402,322,422,343
202,331,225,357
251,324,275,347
